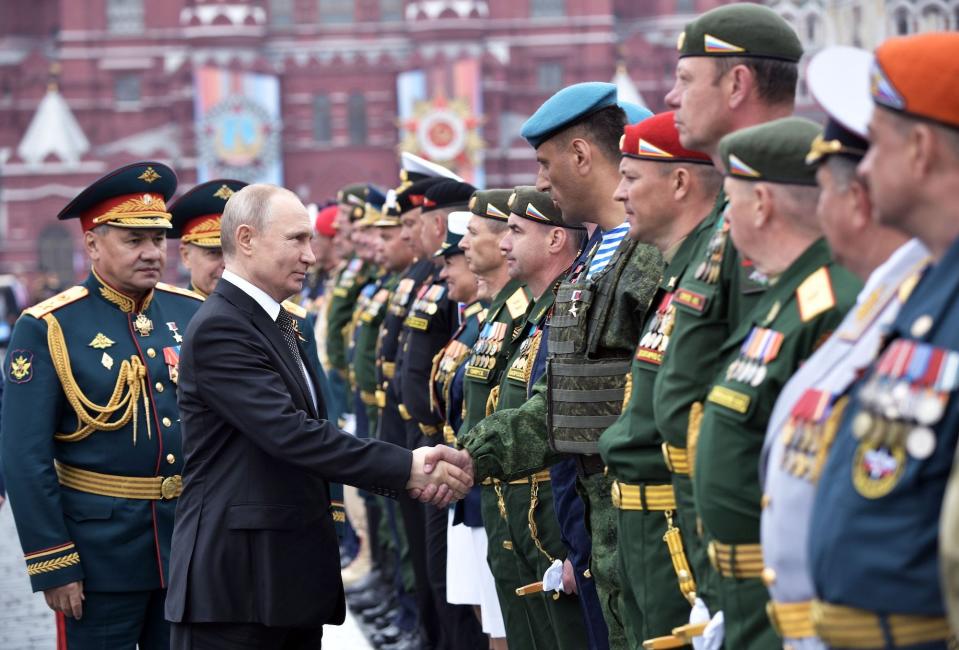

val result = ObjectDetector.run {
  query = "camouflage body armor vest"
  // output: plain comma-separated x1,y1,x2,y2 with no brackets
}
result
547,238,639,455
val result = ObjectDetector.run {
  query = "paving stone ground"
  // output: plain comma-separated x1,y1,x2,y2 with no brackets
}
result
0,503,371,649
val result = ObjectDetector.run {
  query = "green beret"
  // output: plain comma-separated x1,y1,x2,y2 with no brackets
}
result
507,186,585,230
468,189,513,222
719,117,821,187
677,4,802,63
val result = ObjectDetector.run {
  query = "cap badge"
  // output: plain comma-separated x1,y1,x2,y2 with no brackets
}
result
213,184,235,200
639,139,675,159
704,34,746,54
728,153,762,179
676,31,686,51
469,196,477,210
138,167,161,183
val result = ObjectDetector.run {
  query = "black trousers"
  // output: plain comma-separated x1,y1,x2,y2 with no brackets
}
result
170,622,322,650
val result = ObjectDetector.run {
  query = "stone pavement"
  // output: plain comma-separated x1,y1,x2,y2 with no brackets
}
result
0,503,371,649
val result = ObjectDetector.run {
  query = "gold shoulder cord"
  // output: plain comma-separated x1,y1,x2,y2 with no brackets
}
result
44,314,151,445
486,385,500,417
524,330,543,388
686,401,704,476
528,476,556,564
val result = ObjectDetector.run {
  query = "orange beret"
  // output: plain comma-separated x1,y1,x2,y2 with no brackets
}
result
872,32,959,129
620,111,713,165
315,204,337,238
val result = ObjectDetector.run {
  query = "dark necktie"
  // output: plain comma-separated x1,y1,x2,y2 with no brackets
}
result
275,309,315,409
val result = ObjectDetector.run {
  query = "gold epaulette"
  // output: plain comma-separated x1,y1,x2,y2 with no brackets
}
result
282,300,308,319
155,282,204,301
23,286,88,319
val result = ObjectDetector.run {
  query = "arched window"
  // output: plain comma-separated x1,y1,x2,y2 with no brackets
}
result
313,94,332,143
37,224,74,288
106,0,144,33
348,93,367,146
894,7,912,35
806,13,821,44
919,4,948,31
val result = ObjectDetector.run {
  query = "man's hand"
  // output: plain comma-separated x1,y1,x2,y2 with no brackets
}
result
44,581,84,619
562,558,578,594
407,446,474,507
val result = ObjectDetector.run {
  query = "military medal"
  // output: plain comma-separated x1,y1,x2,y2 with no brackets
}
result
166,321,183,344
133,313,154,337
164,346,181,384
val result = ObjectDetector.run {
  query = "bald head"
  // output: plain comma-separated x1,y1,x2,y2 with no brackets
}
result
221,184,303,259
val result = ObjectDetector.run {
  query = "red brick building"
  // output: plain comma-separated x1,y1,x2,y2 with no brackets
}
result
0,0,731,287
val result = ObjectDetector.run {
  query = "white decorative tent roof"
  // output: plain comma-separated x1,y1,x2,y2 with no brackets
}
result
17,85,90,166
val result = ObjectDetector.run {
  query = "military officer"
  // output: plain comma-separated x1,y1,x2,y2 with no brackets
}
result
595,111,722,646
758,46,929,650
458,190,532,649
326,182,375,423
481,186,589,649
692,118,861,649
468,81,663,649
651,6,804,641
809,32,959,649
0,162,203,649
299,202,339,314
169,179,245,298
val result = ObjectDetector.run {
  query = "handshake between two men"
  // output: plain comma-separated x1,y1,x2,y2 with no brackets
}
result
406,445,476,507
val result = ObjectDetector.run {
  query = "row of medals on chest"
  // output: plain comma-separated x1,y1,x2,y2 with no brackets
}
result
781,388,843,480
639,294,676,355
725,326,785,388
851,337,956,461
470,322,508,370
693,220,729,285
437,339,471,386
411,284,445,316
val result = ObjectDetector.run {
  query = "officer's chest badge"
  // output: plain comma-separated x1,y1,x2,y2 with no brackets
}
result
7,350,33,384
781,391,847,483
852,442,906,499
636,292,677,366
725,326,784,387
101,352,114,370
133,313,154,337
852,338,959,464
88,333,116,349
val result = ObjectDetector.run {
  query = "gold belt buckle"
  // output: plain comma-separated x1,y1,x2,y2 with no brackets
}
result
160,475,181,500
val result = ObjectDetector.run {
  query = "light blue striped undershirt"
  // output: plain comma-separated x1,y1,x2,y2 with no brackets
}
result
586,222,629,280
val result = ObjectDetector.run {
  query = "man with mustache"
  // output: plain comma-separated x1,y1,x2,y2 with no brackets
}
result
1,162,204,649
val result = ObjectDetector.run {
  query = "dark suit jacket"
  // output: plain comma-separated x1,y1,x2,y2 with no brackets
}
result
166,278,412,627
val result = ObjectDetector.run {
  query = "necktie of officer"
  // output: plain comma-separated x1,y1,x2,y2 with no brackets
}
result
275,309,316,411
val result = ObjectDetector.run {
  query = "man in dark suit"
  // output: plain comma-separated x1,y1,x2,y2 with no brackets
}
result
166,183,473,649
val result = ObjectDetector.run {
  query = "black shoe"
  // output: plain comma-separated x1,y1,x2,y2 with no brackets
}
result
347,587,389,611
345,568,382,595
360,600,394,623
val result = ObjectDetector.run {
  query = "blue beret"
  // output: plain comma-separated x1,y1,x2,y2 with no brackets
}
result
521,82,619,148
618,101,653,125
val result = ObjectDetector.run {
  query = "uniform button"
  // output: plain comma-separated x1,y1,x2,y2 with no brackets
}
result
911,314,933,338
147,348,157,358
762,567,776,586
155,382,164,392
162,417,172,427
761,494,771,509
166,453,175,464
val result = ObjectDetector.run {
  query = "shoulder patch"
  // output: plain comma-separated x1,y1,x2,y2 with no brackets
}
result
464,302,484,319
505,288,530,321
155,282,204,301
22,286,88,319
796,267,836,323
282,300,308,319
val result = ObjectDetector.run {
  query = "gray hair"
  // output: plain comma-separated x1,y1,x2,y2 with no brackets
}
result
221,184,301,257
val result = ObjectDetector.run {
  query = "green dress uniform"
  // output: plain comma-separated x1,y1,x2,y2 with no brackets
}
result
354,272,399,435
461,276,532,649
1,162,202,650
596,112,719,646
694,120,861,649
326,255,375,415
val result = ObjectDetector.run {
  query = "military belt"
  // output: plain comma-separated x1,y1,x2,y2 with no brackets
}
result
610,481,676,511
55,461,182,500
661,443,691,476
360,390,378,406
766,600,815,640
707,541,763,579
381,362,396,379
398,404,412,421
811,600,953,648
418,423,439,436
481,470,551,486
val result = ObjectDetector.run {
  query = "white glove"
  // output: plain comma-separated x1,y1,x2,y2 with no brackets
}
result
702,609,724,650
690,598,721,650
542,559,565,594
